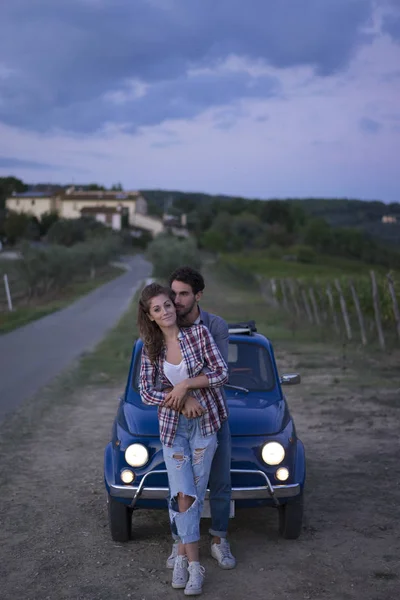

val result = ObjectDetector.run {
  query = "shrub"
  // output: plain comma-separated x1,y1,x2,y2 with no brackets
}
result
267,244,283,259
16,237,122,297
46,217,108,246
4,211,33,244
147,234,202,278
293,245,316,264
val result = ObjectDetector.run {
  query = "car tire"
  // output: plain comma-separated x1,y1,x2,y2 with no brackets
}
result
107,494,132,542
278,492,304,540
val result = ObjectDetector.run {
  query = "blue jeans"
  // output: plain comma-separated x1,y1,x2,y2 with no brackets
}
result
208,418,232,538
163,415,217,545
170,418,232,541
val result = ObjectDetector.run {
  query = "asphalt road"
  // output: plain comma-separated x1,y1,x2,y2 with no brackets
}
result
0,254,151,421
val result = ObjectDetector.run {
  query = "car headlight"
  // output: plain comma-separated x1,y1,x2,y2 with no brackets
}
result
261,442,285,465
125,444,149,467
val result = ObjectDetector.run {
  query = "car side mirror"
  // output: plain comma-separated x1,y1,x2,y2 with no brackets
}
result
280,373,301,385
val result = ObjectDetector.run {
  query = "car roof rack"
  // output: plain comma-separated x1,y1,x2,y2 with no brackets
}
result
228,320,257,335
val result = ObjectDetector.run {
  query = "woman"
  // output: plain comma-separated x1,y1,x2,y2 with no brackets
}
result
138,283,228,596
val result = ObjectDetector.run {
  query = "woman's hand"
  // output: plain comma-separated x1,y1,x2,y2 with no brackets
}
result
181,396,205,419
164,380,189,411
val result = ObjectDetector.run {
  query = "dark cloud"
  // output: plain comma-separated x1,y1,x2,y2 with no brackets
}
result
0,0,374,133
359,117,383,134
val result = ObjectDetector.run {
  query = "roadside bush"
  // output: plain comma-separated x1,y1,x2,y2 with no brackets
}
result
147,234,201,278
39,211,60,236
16,236,122,297
267,244,283,259
46,217,108,246
4,211,37,244
292,245,316,264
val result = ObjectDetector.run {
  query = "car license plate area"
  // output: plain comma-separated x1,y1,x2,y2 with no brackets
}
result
201,500,235,519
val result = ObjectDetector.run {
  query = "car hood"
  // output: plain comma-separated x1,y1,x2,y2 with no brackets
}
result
228,395,288,436
122,394,288,438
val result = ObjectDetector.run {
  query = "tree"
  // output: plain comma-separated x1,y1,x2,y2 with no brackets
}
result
0,176,27,209
86,183,106,191
255,200,296,232
46,217,107,246
147,234,201,278
111,183,124,191
304,218,333,252
40,211,60,236
3,211,32,244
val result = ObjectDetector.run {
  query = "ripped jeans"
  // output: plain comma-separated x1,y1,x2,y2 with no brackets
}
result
162,415,218,545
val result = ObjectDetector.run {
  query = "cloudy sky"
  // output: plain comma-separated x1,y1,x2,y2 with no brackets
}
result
0,0,399,202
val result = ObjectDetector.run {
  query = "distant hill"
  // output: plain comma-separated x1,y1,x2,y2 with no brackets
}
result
141,190,400,247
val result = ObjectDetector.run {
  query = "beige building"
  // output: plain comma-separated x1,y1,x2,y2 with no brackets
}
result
6,193,57,220
6,188,164,236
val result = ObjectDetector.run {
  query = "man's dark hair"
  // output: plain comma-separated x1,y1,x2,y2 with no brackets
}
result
168,266,205,295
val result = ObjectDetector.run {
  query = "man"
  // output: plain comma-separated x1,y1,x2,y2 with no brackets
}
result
166,266,236,570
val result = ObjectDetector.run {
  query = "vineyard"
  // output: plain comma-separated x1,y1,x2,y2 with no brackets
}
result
259,271,400,350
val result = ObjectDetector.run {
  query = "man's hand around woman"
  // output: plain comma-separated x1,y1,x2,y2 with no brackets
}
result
164,382,204,418
164,380,189,410
181,396,205,418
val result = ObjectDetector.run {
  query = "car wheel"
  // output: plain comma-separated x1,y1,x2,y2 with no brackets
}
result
107,494,132,542
278,492,304,540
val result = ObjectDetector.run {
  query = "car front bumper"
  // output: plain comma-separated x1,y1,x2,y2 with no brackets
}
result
109,469,301,508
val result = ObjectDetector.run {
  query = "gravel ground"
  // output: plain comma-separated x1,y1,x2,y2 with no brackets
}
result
0,342,399,600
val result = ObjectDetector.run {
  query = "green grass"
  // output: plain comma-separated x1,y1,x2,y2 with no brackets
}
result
0,265,124,334
221,251,395,280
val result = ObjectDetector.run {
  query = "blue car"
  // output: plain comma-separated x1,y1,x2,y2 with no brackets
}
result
104,321,305,542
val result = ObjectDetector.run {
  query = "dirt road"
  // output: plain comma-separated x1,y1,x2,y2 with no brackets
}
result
0,338,399,600
0,254,151,421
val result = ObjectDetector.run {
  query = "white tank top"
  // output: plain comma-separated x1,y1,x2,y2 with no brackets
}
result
164,359,189,386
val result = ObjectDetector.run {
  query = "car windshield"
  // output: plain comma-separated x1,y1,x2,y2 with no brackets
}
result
131,340,275,394
227,341,275,391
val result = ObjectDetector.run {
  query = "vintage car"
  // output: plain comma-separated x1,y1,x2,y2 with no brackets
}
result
104,321,305,542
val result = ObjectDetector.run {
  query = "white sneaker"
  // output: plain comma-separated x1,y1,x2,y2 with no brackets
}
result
166,541,179,569
211,539,236,569
185,562,205,596
172,555,189,589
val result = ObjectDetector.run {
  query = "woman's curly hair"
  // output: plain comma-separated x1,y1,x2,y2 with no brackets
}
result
137,282,176,362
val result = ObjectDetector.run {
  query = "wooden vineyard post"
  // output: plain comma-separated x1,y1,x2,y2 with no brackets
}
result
387,273,400,341
326,284,340,334
280,278,289,311
308,287,321,325
370,271,385,350
349,279,367,346
3,274,13,312
288,278,301,317
300,284,313,323
270,278,279,307
316,285,328,322
334,279,352,341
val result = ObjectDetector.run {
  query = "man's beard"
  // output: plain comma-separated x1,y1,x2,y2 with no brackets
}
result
176,298,197,323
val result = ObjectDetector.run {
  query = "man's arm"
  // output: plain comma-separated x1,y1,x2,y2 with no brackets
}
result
208,315,229,365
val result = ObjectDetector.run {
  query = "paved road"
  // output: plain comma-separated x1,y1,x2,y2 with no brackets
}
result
0,254,151,421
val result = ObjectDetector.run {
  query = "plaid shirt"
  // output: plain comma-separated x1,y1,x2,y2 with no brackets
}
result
139,324,228,447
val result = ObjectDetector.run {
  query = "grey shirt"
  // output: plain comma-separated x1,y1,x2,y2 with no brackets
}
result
197,306,229,410
197,306,229,365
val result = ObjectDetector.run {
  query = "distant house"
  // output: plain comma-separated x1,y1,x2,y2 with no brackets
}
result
6,187,165,236
6,191,57,220
80,205,129,231
382,215,397,224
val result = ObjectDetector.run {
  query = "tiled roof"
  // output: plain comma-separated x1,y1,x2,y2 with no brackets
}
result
61,193,139,201
12,191,50,198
